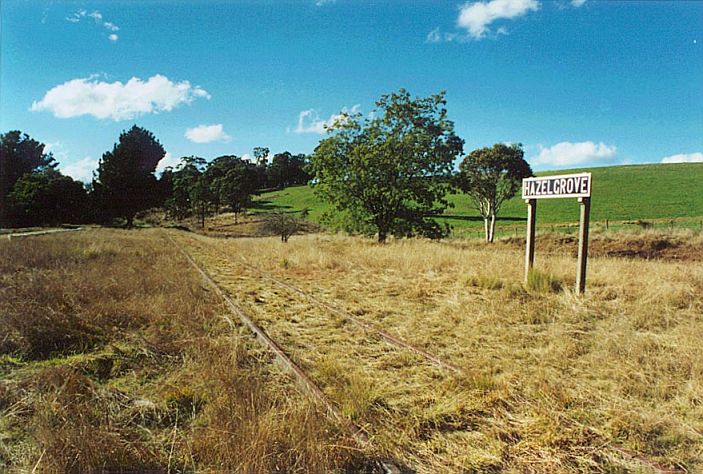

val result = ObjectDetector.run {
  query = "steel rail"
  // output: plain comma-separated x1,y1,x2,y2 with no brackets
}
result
183,232,463,374
164,231,401,474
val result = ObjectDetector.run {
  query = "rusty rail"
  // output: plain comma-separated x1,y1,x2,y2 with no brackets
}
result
164,231,401,474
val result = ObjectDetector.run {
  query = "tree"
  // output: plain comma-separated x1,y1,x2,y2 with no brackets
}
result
214,159,258,223
202,155,237,213
309,89,464,242
166,156,206,220
261,213,309,242
7,169,87,227
190,175,214,229
94,125,165,226
0,131,56,227
456,143,533,243
269,152,311,189
253,147,270,189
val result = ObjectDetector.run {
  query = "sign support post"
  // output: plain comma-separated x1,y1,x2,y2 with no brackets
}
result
576,197,591,294
524,199,537,285
522,172,592,294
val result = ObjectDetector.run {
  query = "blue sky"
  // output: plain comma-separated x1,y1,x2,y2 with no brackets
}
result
1,0,702,182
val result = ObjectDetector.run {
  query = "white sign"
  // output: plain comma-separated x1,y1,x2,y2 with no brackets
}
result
522,172,592,200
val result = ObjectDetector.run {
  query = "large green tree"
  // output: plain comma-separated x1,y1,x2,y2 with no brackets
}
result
456,143,533,243
0,131,56,227
7,169,88,227
309,89,464,242
94,125,165,226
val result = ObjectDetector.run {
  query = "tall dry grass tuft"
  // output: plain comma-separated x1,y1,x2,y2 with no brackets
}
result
31,366,162,474
0,229,365,472
190,341,359,473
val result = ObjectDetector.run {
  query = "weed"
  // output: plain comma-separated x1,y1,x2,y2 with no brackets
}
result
468,274,504,290
526,269,563,293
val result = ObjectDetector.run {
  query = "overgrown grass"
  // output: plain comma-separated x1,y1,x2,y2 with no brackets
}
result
0,229,365,472
177,231,703,472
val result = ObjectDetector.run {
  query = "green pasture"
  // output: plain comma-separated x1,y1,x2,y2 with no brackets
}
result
254,163,703,237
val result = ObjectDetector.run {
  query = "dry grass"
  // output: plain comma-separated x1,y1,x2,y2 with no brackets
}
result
173,231,703,473
0,229,364,473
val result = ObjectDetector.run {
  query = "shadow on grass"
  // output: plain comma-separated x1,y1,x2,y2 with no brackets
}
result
250,199,294,212
439,214,527,223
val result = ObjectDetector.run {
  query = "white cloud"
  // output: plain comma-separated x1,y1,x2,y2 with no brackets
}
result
426,28,442,43
426,28,465,43
103,22,119,32
292,105,360,134
532,141,617,167
66,9,86,23
571,0,586,7
61,156,98,183
44,141,66,159
66,9,120,41
457,0,540,39
316,0,336,6
31,74,210,121
660,152,703,164
156,152,181,173
185,124,232,144
87,11,103,21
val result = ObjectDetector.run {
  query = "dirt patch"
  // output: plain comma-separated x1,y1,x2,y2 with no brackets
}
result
496,232,703,261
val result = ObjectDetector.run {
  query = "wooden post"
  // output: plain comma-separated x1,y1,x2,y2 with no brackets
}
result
576,197,591,294
524,199,537,284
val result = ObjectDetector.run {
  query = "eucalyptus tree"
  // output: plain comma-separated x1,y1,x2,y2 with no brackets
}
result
309,89,464,242
456,143,533,243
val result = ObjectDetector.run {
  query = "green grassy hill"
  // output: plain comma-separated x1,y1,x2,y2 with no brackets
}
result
255,163,703,237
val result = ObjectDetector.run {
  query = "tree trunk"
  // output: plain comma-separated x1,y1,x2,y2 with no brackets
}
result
483,218,490,243
378,229,387,243
126,215,134,228
489,213,497,243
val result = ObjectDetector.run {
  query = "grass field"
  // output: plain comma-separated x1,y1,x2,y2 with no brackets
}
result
170,230,702,472
255,162,703,238
2,226,702,472
0,230,365,473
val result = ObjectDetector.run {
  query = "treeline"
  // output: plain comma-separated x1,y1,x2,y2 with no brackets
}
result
162,148,309,228
0,127,310,228
2,88,535,242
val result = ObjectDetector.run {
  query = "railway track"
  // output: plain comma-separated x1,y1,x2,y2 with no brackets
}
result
167,230,683,474
167,231,484,472
4,227,83,240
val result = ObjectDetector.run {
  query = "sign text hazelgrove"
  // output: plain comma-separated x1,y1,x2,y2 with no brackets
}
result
522,172,592,200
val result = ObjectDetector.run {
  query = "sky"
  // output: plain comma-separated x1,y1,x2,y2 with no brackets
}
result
1,0,702,183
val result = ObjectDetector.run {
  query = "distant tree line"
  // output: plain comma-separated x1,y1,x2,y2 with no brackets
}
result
1,88,533,242
0,127,310,229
